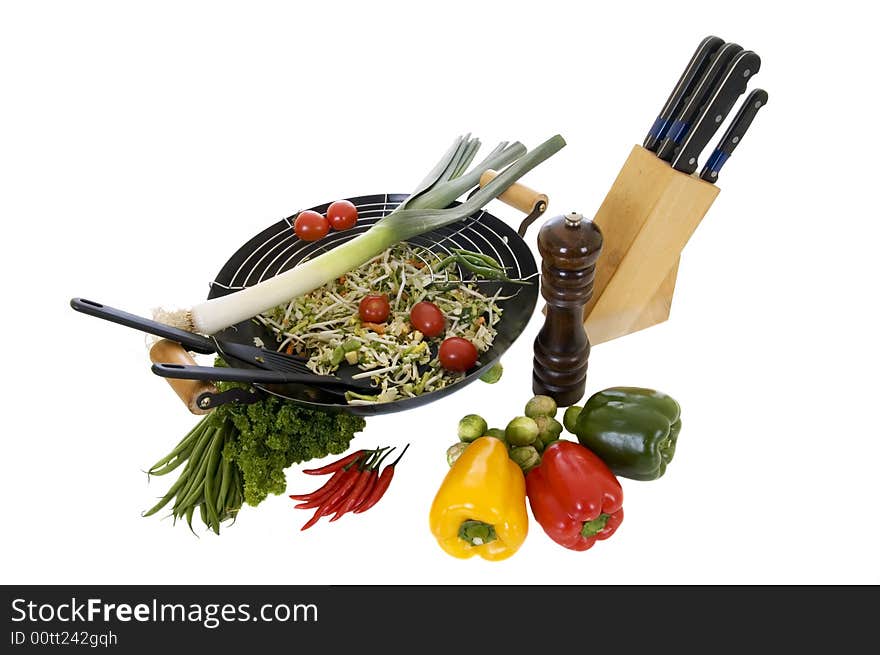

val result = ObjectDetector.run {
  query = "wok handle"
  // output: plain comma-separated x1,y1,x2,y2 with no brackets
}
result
149,340,217,415
479,170,549,237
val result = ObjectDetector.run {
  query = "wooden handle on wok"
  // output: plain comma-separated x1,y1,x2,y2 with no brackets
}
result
479,169,549,216
149,339,217,414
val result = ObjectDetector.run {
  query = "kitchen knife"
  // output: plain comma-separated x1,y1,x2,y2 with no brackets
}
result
699,88,768,182
655,41,744,161
643,35,725,152
671,50,762,175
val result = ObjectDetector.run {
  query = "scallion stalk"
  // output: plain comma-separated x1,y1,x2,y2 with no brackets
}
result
163,134,566,335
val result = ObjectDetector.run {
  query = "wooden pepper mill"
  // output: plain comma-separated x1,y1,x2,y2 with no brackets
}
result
533,211,603,406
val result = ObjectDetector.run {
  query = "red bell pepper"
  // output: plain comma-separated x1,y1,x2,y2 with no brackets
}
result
525,440,624,551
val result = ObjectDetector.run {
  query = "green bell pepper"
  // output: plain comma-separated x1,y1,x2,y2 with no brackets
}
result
573,387,681,481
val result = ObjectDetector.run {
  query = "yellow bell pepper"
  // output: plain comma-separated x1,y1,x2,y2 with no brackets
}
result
429,436,528,561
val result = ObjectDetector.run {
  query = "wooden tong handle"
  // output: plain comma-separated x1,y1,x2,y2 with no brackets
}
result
149,339,217,414
479,170,549,216
479,170,549,236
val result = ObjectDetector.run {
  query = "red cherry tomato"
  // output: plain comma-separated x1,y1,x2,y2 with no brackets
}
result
438,337,479,372
293,210,329,241
409,301,445,338
326,200,358,231
359,294,391,323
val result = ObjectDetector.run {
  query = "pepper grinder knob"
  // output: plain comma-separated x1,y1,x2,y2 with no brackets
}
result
532,211,603,406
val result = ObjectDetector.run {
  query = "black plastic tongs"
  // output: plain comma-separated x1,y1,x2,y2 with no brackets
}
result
150,361,374,393
70,297,375,394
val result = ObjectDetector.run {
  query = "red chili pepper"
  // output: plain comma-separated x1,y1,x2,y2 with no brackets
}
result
354,468,393,514
349,470,379,513
291,447,389,506
302,449,367,476
293,474,349,509
299,505,326,531
288,467,347,501
321,468,362,513
353,443,409,514
329,447,396,521
328,470,371,522
300,466,361,530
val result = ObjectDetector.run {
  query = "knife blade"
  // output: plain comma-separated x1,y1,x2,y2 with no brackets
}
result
643,35,725,152
699,88,768,182
671,50,762,175
655,41,744,162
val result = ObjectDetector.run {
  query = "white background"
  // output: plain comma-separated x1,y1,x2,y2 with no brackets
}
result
2,1,877,585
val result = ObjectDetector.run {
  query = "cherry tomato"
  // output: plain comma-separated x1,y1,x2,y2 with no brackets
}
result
326,200,358,231
359,294,391,323
293,210,329,241
409,301,445,338
438,337,479,372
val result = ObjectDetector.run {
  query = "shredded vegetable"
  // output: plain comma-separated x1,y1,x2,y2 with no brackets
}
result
255,243,512,405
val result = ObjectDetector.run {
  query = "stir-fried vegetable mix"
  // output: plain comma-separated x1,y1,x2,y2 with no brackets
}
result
255,243,514,405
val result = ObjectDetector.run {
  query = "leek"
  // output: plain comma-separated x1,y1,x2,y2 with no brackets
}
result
163,134,566,335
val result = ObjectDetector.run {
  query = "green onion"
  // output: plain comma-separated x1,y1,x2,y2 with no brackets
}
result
164,134,566,335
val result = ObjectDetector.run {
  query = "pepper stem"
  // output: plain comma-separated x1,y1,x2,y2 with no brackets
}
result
581,513,610,538
458,520,497,546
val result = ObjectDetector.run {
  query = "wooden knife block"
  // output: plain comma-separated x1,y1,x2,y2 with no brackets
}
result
582,144,721,345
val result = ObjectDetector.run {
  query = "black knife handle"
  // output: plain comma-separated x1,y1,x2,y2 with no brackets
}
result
655,42,744,161
700,89,768,182
672,51,762,175
643,35,725,152
70,297,217,354
151,363,357,388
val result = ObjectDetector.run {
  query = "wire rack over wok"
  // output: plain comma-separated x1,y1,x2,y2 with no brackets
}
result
208,194,538,297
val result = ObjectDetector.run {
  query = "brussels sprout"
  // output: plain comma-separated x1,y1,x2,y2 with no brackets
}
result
534,416,564,448
563,405,583,434
485,428,507,444
505,416,539,446
457,414,488,443
446,442,469,467
479,362,503,384
509,445,541,473
524,395,558,419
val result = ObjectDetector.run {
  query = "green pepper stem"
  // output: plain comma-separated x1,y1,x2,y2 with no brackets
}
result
459,520,497,546
581,513,610,538
387,443,410,467
367,446,396,471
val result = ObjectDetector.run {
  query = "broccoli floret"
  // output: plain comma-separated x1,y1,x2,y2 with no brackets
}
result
207,360,368,506
213,383,366,507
